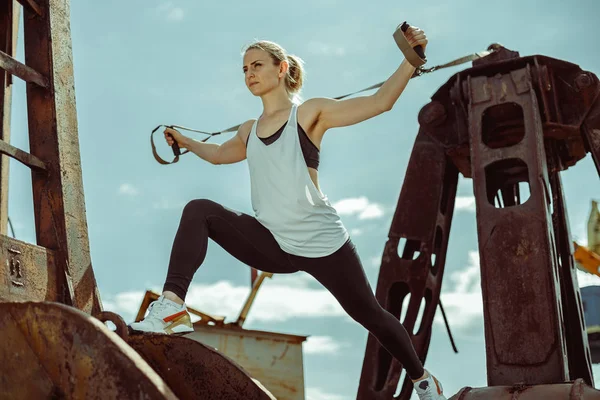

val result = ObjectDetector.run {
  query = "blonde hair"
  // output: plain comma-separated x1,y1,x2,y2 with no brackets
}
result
243,40,305,103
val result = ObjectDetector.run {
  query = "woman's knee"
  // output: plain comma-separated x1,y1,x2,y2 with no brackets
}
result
182,199,217,218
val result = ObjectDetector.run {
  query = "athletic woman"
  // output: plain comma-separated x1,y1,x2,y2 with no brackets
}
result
131,24,446,400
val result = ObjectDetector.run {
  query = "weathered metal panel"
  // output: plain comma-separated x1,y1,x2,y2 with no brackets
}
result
0,302,177,399
0,236,59,302
128,332,279,400
22,0,101,313
357,130,458,400
185,325,306,400
468,66,568,385
548,151,594,384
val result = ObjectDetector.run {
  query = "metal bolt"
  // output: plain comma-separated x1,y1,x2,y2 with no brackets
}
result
575,73,593,90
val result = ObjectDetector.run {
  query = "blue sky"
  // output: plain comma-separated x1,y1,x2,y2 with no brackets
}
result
6,0,600,399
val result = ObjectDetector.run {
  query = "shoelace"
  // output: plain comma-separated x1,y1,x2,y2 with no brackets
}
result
146,300,167,318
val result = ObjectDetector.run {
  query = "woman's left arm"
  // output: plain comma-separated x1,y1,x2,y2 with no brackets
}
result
308,26,427,134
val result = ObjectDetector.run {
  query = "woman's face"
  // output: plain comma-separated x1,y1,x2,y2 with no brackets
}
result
243,48,286,96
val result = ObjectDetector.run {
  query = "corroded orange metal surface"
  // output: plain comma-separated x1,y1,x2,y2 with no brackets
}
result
128,333,277,400
0,302,177,399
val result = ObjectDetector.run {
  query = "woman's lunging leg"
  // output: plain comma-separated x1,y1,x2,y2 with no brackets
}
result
298,240,425,379
163,199,297,300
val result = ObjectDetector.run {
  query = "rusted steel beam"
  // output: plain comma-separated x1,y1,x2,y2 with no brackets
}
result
0,50,47,88
235,271,274,327
468,65,568,385
357,130,458,400
16,0,43,17
548,145,594,385
449,380,600,399
128,334,277,400
23,0,101,314
0,302,177,399
0,2,20,237
582,89,600,175
0,139,46,170
0,235,58,302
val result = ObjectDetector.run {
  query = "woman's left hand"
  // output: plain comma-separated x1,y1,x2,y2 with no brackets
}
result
404,25,428,51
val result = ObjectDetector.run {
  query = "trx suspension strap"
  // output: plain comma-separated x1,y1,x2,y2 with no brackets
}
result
151,22,498,165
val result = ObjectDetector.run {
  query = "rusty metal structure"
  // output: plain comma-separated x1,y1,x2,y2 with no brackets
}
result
357,45,600,398
2,1,600,399
0,1,278,399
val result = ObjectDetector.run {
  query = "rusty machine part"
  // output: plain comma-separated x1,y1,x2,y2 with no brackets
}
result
128,334,277,400
357,44,600,399
0,302,178,400
0,1,280,399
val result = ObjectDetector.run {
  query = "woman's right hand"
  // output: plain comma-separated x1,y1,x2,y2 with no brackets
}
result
164,127,187,149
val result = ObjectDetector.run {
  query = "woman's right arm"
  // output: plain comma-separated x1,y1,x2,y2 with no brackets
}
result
164,119,255,165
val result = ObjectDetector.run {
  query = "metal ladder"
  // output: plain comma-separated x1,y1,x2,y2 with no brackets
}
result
0,0,101,314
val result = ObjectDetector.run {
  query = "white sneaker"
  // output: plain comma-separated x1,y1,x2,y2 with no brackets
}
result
129,295,194,334
414,370,446,400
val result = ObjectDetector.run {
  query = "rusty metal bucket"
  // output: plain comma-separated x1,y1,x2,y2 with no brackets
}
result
0,301,177,400
0,301,277,399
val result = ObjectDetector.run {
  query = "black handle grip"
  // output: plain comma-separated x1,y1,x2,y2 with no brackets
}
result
167,133,181,156
400,21,426,60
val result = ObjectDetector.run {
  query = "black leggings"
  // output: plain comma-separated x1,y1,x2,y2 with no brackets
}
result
163,199,424,379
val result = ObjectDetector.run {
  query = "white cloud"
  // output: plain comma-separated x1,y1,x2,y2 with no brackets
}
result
332,197,385,220
454,196,476,212
359,204,385,219
167,8,184,21
101,290,148,322
157,2,184,22
306,387,347,400
102,277,346,324
436,251,483,331
304,336,346,355
350,228,363,236
307,41,346,56
118,183,139,196
436,251,600,335
152,198,186,210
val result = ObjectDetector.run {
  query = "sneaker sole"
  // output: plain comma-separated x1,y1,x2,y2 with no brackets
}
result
168,324,194,334
128,320,194,335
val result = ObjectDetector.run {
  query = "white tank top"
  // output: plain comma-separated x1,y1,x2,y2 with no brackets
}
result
246,104,349,257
